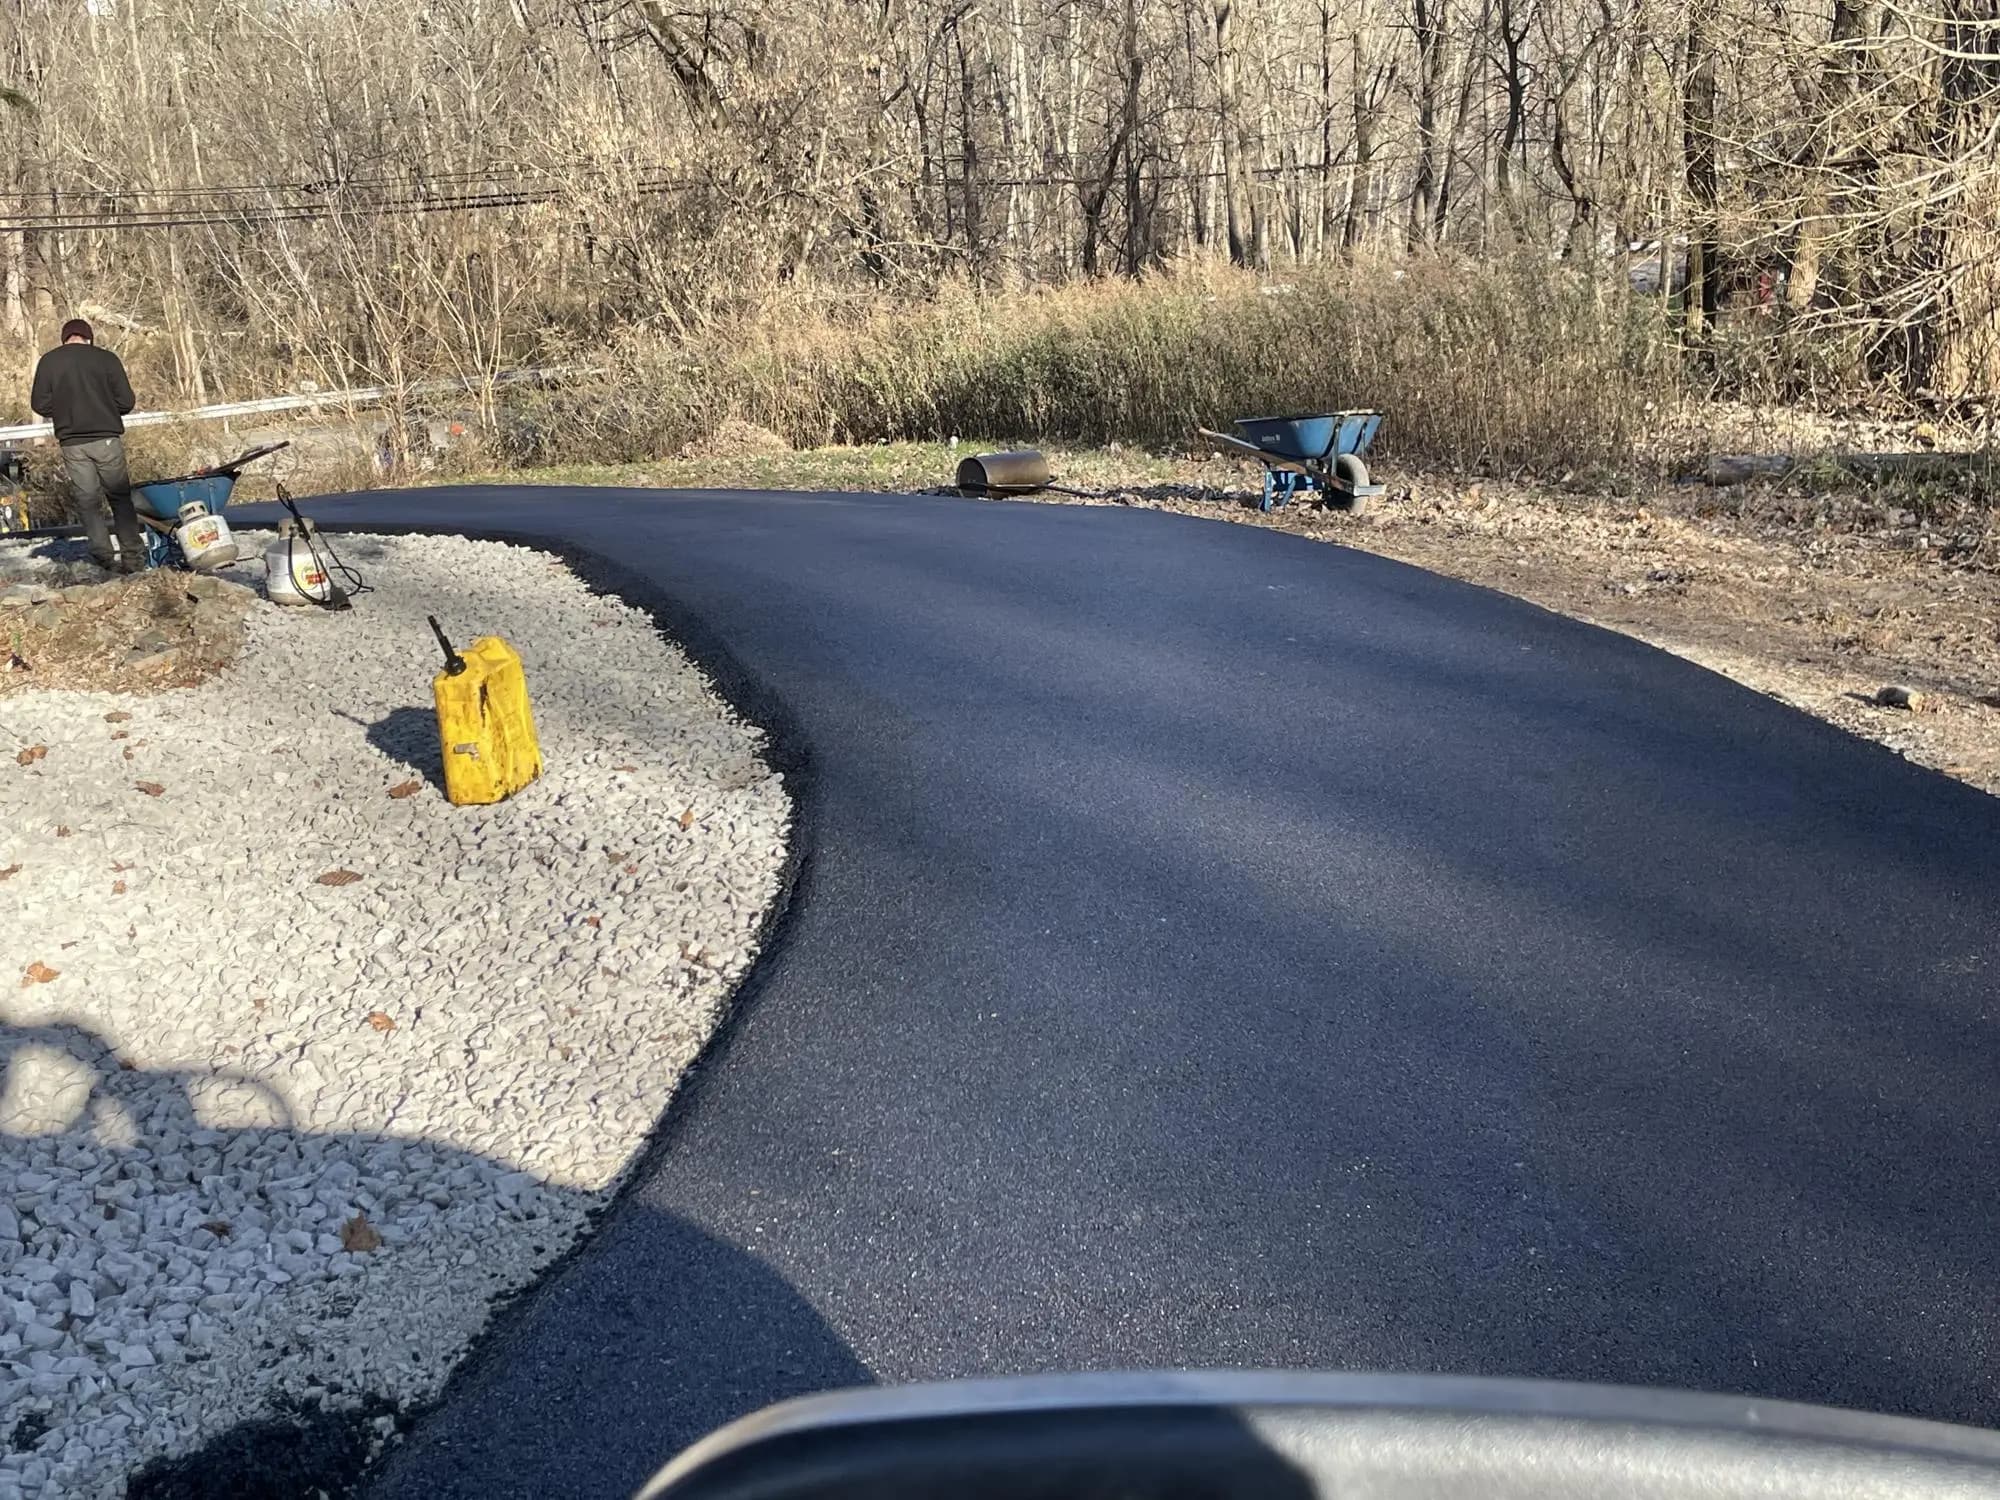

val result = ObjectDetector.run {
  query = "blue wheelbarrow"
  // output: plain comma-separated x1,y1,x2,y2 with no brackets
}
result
1198,412,1385,512
130,440,289,569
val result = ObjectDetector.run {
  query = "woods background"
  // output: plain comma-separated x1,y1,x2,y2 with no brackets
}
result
0,0,1995,472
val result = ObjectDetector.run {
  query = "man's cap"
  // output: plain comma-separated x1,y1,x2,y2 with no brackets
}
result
60,318,93,344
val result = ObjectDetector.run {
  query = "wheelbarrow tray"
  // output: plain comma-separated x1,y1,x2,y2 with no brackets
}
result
131,440,291,522
1234,411,1382,464
133,472,236,523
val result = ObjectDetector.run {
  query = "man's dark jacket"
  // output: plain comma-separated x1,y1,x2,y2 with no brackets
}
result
30,344,136,445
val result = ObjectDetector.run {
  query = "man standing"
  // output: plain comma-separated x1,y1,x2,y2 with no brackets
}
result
30,318,142,572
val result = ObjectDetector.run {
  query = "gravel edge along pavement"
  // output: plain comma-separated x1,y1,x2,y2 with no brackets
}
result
0,533,790,1500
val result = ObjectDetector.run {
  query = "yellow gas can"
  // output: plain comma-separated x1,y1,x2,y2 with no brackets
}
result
428,615,542,806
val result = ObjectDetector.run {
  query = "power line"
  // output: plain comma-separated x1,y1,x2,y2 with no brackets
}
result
0,156,646,207
0,143,1354,235
0,172,697,233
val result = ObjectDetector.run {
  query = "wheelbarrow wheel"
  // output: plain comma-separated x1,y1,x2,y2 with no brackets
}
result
1329,453,1373,514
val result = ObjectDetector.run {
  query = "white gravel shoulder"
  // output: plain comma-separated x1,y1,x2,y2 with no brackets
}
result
0,532,791,1499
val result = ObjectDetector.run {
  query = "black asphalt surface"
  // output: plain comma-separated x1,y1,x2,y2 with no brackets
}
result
314,486,2000,1498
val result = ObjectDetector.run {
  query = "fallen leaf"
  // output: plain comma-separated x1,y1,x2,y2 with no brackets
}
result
111,880,126,895
604,849,625,863
54,825,70,837
110,861,133,873
365,1011,396,1032
134,781,164,796
623,863,638,875
339,1213,383,1253
315,869,362,886
16,744,46,766
583,915,601,928
21,961,58,986
612,764,637,772
0,864,18,881
104,711,130,723
251,996,268,1014
678,806,695,830
556,1044,574,1061
110,731,128,741
200,1220,232,1239
122,748,134,761
387,780,421,799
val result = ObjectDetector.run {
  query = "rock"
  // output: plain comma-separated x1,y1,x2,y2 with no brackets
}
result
123,644,180,672
0,582,48,606
26,602,60,630
1875,683,1930,712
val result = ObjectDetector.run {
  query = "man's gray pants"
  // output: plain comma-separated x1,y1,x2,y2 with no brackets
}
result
62,436,144,570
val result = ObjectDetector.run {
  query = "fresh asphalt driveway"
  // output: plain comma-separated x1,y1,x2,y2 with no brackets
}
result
295,486,2000,1498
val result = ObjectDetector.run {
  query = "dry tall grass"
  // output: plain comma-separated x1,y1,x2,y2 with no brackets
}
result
504,256,1674,476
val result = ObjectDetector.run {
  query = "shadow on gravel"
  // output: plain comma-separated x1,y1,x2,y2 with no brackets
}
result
357,706,447,794
0,1019,868,1500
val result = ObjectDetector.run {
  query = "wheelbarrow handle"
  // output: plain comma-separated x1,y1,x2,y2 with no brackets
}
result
204,440,292,477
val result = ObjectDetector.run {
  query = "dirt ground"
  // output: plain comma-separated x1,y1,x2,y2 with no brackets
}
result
0,554,254,696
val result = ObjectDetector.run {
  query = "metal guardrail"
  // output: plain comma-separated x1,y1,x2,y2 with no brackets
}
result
0,364,585,443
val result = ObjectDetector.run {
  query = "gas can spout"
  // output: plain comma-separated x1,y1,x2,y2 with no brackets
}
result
428,615,468,676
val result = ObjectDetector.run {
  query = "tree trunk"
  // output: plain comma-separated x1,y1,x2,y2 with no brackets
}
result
1681,0,1721,336
1006,0,1039,277
1786,0,1875,312
1343,16,1387,251
1930,0,2000,396
1409,0,1446,247
1318,0,1335,251
2,232,23,336
1432,0,1486,242
955,25,986,283
1121,0,1146,274
1494,0,1529,206
1214,0,1263,268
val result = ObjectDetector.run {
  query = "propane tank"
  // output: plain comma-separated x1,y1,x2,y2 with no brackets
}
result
264,518,332,605
175,500,239,571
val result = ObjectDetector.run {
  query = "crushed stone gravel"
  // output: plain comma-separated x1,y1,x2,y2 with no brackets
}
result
0,532,790,1499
